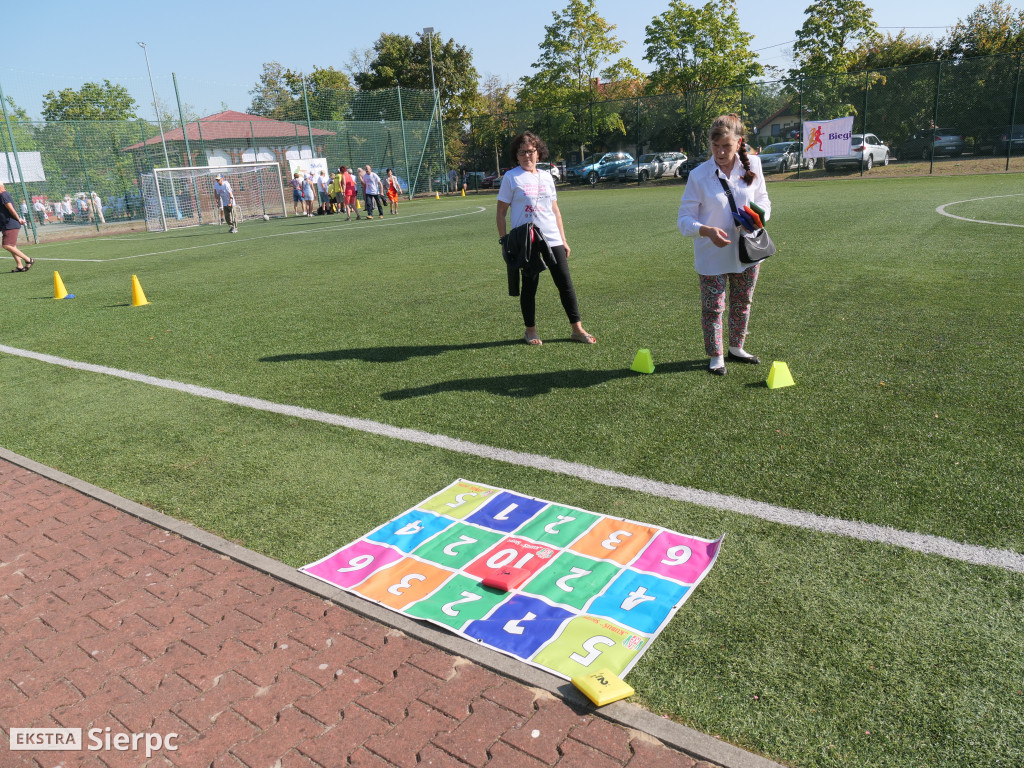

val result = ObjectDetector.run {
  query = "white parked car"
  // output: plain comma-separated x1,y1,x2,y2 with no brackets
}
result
537,162,561,182
824,133,890,171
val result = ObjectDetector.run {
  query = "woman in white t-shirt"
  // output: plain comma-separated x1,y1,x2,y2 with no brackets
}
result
495,131,596,346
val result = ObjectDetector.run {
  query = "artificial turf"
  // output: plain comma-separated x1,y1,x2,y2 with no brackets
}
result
1,174,1021,768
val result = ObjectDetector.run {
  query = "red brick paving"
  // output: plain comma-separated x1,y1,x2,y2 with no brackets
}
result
0,457,727,768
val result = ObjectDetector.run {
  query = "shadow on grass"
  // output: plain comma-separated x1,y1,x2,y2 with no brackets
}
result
381,359,708,400
260,339,522,364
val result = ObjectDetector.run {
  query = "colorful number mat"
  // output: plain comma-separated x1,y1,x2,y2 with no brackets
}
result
300,479,723,680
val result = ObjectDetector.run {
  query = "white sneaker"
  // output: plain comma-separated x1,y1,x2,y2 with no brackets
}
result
230,227,237,233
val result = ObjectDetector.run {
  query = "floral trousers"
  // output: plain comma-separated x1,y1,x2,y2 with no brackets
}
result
698,264,760,356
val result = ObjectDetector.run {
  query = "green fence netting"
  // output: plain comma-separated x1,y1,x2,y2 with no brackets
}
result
465,52,1023,179
2,53,1021,243
0,84,448,242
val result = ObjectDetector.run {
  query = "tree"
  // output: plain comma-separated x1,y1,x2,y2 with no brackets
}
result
0,97,37,185
643,0,762,153
249,63,355,121
151,96,200,132
937,2,1024,146
839,32,941,147
468,76,518,173
352,32,478,123
742,81,791,146
940,1,1024,58
788,0,878,120
519,0,641,160
285,67,354,121
41,80,137,122
352,31,479,162
646,0,760,92
353,34,417,90
849,31,938,71
790,0,878,78
248,62,294,117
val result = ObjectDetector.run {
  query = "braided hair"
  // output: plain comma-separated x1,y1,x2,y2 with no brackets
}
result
710,113,755,186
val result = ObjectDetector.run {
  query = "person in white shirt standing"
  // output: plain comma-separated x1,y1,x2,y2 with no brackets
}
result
495,131,595,346
316,171,330,214
362,165,385,219
213,174,237,233
677,113,772,376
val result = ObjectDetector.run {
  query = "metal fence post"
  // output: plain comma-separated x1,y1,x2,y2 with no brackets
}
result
172,73,193,166
396,86,412,200
195,118,206,164
635,96,641,187
861,70,869,176
172,73,202,224
929,61,942,174
1007,52,1022,171
795,82,803,178
0,77,39,244
301,76,314,160
411,100,439,197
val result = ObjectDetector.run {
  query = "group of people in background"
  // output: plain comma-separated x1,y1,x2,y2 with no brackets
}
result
16,191,105,226
447,167,469,195
290,165,401,221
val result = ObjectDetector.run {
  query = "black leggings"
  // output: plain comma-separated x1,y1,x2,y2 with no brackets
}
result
520,245,582,327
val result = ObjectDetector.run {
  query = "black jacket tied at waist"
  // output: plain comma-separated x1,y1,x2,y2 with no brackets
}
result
500,222,553,297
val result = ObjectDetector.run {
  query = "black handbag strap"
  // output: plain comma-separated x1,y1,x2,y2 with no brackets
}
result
717,174,740,215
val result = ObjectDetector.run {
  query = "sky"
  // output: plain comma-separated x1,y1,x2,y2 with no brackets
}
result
1,0,1004,120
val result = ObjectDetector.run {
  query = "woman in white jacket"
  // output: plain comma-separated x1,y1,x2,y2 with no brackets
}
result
677,113,771,375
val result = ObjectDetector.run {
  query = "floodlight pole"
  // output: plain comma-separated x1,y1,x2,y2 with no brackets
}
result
138,43,172,171
423,27,448,192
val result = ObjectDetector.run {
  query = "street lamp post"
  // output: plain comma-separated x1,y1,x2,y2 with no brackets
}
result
138,42,171,171
422,27,447,192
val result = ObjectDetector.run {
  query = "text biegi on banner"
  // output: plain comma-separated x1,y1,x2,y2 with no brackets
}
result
801,117,855,158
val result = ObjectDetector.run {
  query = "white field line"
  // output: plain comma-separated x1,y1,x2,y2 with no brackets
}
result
2,343,1022,574
28,206,489,263
936,193,1024,227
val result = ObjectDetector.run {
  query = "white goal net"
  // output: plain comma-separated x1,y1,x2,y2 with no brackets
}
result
140,163,287,232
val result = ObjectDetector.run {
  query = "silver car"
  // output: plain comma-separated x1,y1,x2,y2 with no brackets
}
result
824,133,890,171
759,141,815,173
616,152,688,182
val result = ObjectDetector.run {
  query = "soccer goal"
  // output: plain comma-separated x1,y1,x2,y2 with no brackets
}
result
140,163,287,232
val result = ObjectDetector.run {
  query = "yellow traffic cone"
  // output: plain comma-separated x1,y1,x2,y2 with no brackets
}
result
53,271,69,300
435,191,440,199
766,361,795,389
131,275,150,307
356,199,361,209
461,188,466,197
630,349,655,374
